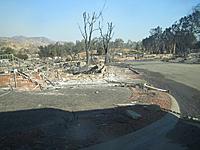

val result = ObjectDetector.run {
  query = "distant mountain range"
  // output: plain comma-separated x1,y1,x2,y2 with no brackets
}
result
0,36,55,53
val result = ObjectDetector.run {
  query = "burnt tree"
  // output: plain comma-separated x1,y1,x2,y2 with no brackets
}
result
79,12,101,65
99,22,114,64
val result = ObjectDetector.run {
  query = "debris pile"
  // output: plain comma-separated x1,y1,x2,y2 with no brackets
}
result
0,61,174,150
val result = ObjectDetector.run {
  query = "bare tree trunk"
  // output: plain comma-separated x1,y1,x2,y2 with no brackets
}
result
86,49,90,65
173,43,176,54
170,45,172,54
105,48,109,64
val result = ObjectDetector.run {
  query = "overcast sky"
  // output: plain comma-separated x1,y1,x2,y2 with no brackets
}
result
0,0,199,42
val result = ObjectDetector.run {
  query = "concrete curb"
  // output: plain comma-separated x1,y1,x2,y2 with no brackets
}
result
167,93,181,117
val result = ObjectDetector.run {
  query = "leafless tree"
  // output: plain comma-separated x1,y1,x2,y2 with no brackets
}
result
99,22,114,64
79,12,101,65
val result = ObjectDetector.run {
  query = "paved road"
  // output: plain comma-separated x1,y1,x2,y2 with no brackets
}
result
136,67,200,117
115,61,200,117
128,61,200,90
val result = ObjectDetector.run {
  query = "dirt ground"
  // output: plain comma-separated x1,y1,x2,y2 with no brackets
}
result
0,66,172,150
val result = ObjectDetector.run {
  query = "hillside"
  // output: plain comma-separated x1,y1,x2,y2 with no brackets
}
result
0,36,54,53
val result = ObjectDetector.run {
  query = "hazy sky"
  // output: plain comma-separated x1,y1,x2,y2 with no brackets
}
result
0,0,199,42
